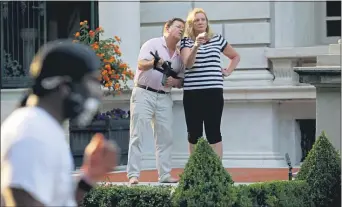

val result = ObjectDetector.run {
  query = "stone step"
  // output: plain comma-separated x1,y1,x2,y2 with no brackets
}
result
317,54,341,66
329,43,341,55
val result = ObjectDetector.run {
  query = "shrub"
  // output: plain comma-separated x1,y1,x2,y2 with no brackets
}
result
295,131,341,207
232,185,253,207
81,181,313,207
172,138,236,207
73,20,134,96
82,184,172,207
245,180,312,207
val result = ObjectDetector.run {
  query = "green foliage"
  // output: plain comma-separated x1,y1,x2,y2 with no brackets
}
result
81,181,313,207
232,185,253,207
296,131,341,207
245,180,312,207
81,184,172,207
81,131,341,207
172,138,236,207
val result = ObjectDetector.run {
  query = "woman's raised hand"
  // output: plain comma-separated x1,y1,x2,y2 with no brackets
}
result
194,32,207,47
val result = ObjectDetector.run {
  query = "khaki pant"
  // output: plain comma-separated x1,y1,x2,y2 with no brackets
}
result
127,87,173,181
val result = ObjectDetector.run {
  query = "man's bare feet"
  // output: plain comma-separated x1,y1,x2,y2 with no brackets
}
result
159,176,179,183
129,177,139,185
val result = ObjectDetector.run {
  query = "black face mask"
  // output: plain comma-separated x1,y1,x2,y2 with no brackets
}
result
62,82,100,127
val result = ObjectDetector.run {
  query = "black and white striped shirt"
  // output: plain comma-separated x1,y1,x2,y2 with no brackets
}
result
180,34,228,90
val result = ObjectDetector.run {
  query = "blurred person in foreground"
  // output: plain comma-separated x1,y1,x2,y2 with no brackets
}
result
1,40,119,206
127,18,185,184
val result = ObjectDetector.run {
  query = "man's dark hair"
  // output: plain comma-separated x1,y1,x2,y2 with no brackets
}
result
163,18,185,34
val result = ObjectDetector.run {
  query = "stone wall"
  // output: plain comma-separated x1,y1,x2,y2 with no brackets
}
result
140,2,271,70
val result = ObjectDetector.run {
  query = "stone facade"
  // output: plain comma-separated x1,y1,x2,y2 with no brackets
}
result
1,2,340,168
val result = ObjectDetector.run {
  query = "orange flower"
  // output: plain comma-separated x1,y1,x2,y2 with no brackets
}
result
114,36,121,42
73,22,134,93
97,53,104,58
91,42,99,50
119,63,127,69
105,64,111,70
104,57,115,63
114,83,120,90
96,27,103,32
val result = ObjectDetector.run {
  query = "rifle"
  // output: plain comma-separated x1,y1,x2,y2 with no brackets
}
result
150,50,181,86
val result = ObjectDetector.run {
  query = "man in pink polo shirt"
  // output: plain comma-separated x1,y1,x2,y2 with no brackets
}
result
127,18,185,184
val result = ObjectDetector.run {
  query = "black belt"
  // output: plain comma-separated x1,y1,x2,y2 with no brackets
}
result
136,84,169,94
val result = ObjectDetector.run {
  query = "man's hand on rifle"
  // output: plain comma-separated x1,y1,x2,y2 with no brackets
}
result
153,57,164,68
165,76,178,88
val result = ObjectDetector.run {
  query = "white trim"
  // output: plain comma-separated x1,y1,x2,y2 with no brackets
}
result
1,85,316,104
326,17,342,21
265,46,330,59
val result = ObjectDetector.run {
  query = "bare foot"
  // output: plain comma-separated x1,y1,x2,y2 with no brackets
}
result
129,177,139,185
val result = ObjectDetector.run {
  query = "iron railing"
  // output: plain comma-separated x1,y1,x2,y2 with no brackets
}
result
1,1,46,89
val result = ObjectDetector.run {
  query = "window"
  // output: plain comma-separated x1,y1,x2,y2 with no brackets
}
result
320,1,341,44
326,1,341,37
1,1,99,89
296,119,316,162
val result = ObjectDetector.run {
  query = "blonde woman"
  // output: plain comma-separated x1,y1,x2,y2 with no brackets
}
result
180,8,240,159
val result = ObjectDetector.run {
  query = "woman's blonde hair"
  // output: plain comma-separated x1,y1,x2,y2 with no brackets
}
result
183,8,214,41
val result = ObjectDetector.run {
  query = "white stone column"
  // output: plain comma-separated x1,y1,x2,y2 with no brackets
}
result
99,2,140,88
273,2,316,47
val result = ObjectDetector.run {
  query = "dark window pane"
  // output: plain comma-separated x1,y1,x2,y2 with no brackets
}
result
326,1,341,17
326,20,341,37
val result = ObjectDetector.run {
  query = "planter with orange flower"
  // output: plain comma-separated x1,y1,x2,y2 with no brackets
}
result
73,20,134,96
70,20,134,168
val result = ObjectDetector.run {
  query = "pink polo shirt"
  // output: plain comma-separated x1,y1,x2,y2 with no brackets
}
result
134,36,184,92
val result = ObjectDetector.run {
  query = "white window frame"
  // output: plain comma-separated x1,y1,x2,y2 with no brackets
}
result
317,1,341,45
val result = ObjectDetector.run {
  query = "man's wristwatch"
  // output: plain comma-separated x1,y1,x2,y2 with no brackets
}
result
77,173,96,192
78,178,93,192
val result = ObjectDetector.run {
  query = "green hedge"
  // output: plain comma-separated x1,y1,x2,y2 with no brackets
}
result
82,134,341,207
81,180,310,207
235,180,312,207
81,185,172,207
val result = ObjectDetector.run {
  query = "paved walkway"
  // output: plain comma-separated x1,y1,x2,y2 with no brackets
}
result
99,167,300,183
